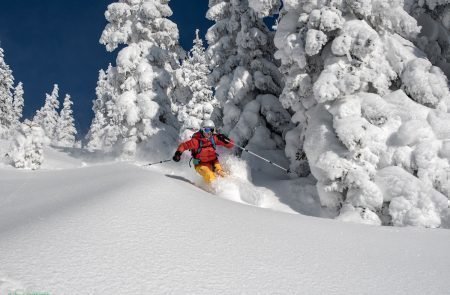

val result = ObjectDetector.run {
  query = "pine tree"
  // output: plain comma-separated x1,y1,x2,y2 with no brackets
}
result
92,0,184,157
87,66,121,151
55,94,77,147
12,82,24,129
0,48,15,138
176,29,217,138
206,0,291,156
9,119,45,170
272,0,450,227
33,84,60,143
87,111,107,151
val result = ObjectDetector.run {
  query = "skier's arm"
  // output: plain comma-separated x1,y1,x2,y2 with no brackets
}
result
215,134,234,149
176,138,199,153
173,139,199,162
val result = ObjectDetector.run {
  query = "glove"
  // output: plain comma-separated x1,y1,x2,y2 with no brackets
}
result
172,151,182,162
217,133,230,143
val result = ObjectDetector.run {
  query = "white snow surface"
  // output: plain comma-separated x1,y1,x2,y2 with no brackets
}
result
1,147,450,294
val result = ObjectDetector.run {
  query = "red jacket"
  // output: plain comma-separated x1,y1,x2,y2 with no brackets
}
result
177,132,234,163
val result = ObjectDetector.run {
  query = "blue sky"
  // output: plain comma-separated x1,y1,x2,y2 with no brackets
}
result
0,0,213,135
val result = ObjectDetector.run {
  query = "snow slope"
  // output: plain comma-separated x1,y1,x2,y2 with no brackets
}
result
1,154,450,294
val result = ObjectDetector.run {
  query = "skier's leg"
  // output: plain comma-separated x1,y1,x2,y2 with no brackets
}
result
195,163,216,183
213,160,226,177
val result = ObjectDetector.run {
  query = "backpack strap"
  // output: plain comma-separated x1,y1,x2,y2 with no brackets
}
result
210,135,217,150
189,137,203,166
195,140,203,157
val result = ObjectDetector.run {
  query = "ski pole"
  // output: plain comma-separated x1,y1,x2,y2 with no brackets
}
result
142,159,172,167
230,142,290,173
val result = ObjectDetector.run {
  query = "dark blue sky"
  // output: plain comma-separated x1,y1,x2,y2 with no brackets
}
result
0,0,213,136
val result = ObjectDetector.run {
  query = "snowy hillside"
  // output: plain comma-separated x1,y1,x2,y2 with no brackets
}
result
1,148,450,294
2,0,450,229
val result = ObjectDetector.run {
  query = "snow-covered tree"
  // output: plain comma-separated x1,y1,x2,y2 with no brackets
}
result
87,111,107,151
176,29,217,138
9,119,45,170
206,0,291,155
55,94,77,147
33,84,60,143
87,66,122,151
91,0,183,157
12,82,24,129
269,0,450,227
405,0,450,79
0,48,15,138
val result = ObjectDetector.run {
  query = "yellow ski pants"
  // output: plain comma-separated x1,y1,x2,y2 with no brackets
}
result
194,160,226,183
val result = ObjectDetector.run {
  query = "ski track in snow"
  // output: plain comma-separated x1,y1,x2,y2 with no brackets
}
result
0,162,450,294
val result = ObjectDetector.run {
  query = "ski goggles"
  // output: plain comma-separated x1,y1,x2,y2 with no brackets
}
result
202,127,214,134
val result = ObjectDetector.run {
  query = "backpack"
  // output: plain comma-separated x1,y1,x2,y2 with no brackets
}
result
189,132,217,167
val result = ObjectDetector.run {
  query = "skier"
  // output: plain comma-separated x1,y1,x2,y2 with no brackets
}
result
172,120,234,183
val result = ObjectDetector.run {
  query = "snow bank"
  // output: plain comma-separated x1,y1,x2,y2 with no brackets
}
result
1,163,450,294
